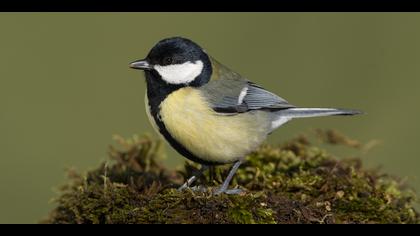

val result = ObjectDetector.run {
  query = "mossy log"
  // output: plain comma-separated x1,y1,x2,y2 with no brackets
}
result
43,130,419,224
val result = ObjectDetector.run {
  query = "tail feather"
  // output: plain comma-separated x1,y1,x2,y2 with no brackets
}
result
277,108,362,118
270,108,362,130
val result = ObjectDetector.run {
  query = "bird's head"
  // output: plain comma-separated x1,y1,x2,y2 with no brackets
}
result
130,37,212,87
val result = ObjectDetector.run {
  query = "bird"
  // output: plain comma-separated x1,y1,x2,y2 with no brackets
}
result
129,36,361,195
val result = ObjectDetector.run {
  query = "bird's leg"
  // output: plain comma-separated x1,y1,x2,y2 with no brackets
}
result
213,160,243,195
209,166,216,183
178,165,209,191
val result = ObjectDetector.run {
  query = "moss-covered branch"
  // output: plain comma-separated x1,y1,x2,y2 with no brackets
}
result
42,131,419,224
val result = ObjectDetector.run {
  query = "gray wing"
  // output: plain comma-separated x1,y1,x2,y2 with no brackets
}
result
200,61,295,114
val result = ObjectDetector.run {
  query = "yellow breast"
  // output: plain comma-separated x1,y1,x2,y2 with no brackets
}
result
159,87,271,163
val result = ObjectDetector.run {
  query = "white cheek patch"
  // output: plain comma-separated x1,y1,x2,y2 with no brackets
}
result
154,60,204,84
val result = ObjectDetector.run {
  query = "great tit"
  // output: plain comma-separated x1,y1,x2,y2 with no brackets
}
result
130,37,361,195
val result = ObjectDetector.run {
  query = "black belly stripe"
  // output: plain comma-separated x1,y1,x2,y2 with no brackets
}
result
145,70,222,166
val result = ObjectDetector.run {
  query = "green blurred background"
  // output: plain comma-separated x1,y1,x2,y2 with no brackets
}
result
1,13,419,223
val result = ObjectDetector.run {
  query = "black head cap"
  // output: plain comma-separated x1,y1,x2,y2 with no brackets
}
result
147,37,207,66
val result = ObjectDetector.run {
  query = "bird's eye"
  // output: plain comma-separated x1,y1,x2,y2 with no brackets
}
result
164,57,172,65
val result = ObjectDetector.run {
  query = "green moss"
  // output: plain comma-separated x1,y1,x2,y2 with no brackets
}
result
42,131,420,224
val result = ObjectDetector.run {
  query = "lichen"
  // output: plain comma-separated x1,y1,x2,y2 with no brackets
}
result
42,130,420,224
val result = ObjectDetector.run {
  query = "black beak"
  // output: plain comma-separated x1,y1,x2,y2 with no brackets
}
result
129,59,152,70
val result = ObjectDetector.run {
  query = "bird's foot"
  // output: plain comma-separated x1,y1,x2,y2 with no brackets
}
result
212,160,245,195
190,185,208,193
213,186,245,195
178,184,208,193
177,183,189,192
179,185,244,195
